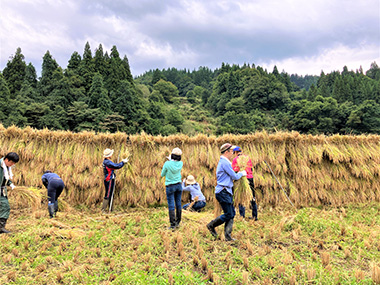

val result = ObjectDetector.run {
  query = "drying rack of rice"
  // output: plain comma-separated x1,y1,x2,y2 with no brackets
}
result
1,125,380,208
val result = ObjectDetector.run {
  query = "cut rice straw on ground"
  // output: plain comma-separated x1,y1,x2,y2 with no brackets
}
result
7,186,45,211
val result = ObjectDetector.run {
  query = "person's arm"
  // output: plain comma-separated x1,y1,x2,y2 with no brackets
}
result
182,185,192,192
41,174,48,188
104,159,125,170
6,179,15,189
223,162,244,180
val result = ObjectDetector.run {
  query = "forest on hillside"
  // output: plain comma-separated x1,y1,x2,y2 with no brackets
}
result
1,43,380,135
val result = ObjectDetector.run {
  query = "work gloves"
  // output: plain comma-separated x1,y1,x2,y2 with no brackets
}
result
10,184,15,190
122,158,129,163
239,170,247,176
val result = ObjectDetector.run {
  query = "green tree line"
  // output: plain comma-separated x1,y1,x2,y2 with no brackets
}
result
1,43,380,135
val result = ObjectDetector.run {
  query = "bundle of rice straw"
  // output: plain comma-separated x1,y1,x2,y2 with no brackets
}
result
7,186,46,211
233,155,253,208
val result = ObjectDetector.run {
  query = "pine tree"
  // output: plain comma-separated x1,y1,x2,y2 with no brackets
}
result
79,42,95,92
24,63,38,88
88,73,111,115
67,51,82,71
94,44,107,76
2,47,27,98
39,50,59,97
0,73,11,121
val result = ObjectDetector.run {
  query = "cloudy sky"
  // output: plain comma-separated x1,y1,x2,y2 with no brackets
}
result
1,0,379,77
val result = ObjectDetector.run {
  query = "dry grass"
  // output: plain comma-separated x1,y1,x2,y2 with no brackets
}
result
1,125,380,211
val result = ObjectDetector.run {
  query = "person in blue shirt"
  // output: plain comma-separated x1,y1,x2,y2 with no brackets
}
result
182,175,206,212
161,147,183,230
41,171,65,218
207,143,247,241
102,148,129,212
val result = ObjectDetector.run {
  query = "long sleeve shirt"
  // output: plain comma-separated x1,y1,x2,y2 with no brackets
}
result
215,156,243,195
181,182,206,201
103,159,125,181
161,160,183,186
41,172,62,188
232,154,253,179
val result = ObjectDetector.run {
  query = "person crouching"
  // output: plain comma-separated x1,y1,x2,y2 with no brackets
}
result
182,175,206,212
41,171,65,218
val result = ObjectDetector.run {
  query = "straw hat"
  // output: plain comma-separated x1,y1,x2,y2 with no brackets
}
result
103,148,114,158
171,147,182,156
186,175,196,185
220,143,235,153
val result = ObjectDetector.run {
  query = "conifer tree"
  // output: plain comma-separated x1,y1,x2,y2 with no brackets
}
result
88,73,111,115
67,51,82,71
79,42,95,92
39,50,59,97
94,44,107,76
2,47,27,98
0,73,11,121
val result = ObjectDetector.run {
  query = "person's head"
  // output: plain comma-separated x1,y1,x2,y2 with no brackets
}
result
171,147,182,161
44,170,52,174
4,152,19,167
233,146,242,155
103,148,114,159
220,143,235,160
185,175,196,185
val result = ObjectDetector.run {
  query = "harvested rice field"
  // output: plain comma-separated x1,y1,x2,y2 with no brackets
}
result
1,203,379,284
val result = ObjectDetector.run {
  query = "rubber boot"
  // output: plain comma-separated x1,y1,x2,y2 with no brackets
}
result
0,218,10,234
101,199,109,212
48,204,55,218
224,219,236,241
238,204,246,218
251,199,258,221
168,210,176,230
175,207,182,228
54,201,59,215
206,216,224,237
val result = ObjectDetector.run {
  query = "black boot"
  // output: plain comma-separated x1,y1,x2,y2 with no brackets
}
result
48,204,55,218
175,207,182,228
168,210,176,230
224,219,236,241
0,218,10,234
54,201,59,215
101,199,109,212
206,217,224,237
251,199,258,221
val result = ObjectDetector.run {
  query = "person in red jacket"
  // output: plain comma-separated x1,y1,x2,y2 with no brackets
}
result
232,146,258,220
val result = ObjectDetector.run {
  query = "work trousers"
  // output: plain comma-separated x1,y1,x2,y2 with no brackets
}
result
215,189,235,223
0,196,10,219
104,179,115,200
47,179,65,203
166,183,182,211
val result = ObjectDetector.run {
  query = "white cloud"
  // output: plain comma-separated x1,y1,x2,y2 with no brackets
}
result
259,43,380,75
0,0,379,76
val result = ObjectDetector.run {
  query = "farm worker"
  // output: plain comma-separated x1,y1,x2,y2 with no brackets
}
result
102,148,129,211
232,146,258,220
161,147,183,230
0,152,20,234
207,143,246,241
41,171,65,218
181,175,206,212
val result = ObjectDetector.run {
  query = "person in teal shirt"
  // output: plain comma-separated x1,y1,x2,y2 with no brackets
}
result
161,147,183,230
